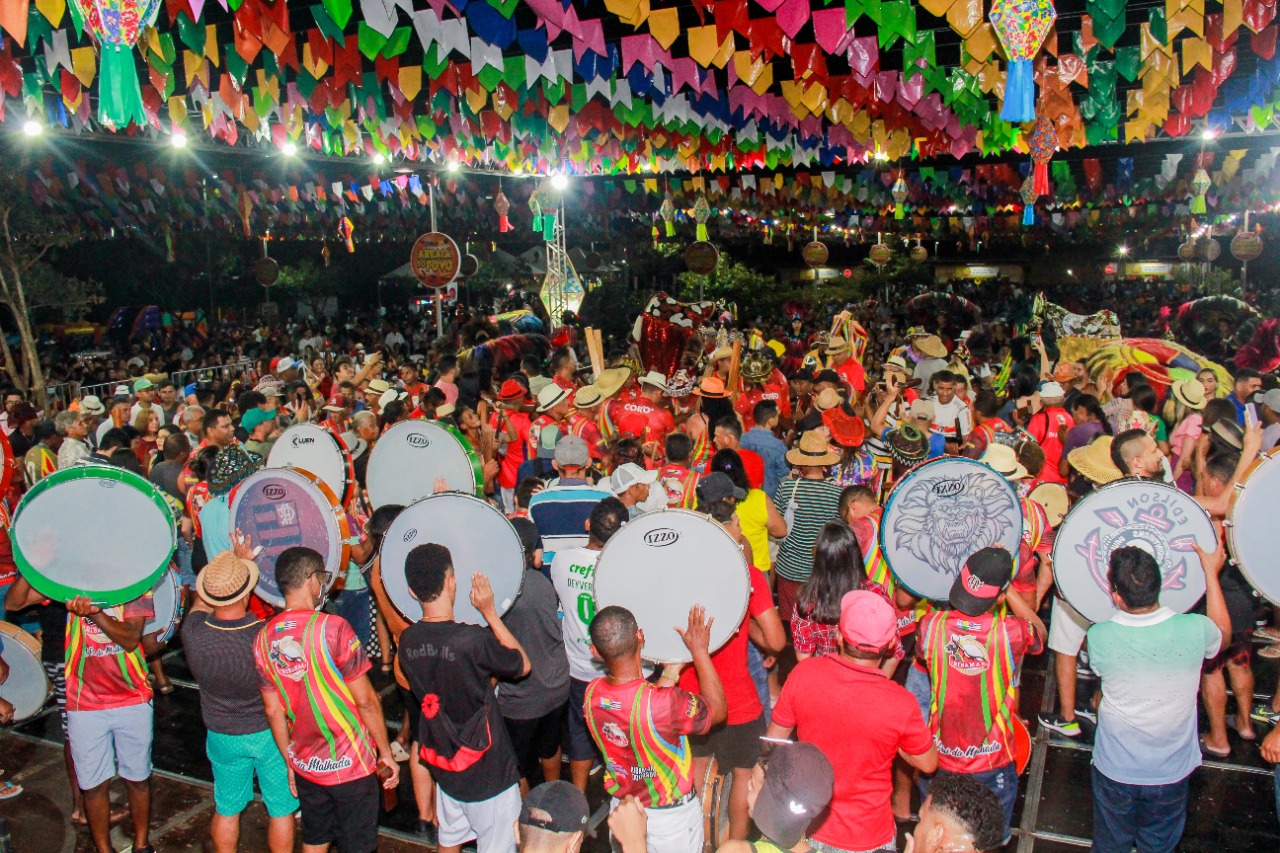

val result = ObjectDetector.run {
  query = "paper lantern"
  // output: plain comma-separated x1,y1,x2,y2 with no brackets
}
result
869,241,892,266
69,0,163,128
495,191,512,232
1177,240,1197,262
892,174,909,220
1030,117,1058,196
692,195,711,242
660,195,676,237
1190,169,1211,214
910,244,929,262
990,0,1057,123
1020,176,1038,226
1231,229,1264,262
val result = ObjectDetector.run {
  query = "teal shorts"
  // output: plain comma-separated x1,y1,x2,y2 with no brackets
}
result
206,729,300,818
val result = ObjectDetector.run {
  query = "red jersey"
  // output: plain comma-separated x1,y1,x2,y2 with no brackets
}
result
677,566,774,723
255,611,377,786
613,398,675,463
527,413,559,458
1027,407,1074,485
490,410,532,490
0,504,15,587
66,593,155,712
1013,498,1051,594
583,678,712,807
567,411,604,460
832,357,867,393
917,610,1043,773
657,463,699,509
734,374,793,431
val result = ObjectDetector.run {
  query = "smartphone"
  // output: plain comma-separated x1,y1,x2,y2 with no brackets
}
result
1245,403,1258,429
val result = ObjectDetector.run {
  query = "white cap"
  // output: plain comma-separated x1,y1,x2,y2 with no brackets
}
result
1039,381,1065,399
606,462,659,495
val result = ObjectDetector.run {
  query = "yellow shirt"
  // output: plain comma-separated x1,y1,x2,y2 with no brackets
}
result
737,489,771,572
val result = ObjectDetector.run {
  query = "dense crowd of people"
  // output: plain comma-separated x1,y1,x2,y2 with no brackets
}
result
0,277,1278,853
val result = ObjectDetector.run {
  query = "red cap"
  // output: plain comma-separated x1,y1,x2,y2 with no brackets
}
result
839,590,897,653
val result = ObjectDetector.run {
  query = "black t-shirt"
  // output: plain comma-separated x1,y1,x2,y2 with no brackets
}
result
181,611,269,735
398,620,524,802
149,460,183,501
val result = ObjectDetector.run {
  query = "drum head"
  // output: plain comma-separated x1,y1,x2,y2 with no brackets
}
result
144,568,182,643
13,466,177,606
0,622,49,722
230,468,350,608
593,509,749,664
1227,449,1280,604
1053,479,1214,624
366,421,483,509
880,457,1023,601
268,424,353,504
378,494,524,626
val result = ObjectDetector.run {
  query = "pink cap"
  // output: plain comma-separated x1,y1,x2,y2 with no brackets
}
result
839,590,897,653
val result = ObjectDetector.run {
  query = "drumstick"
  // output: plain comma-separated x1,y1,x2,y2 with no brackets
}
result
586,327,604,379
726,339,742,400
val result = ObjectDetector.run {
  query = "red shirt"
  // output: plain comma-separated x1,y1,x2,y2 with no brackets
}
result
1013,498,1051,594
657,463,699,509
0,504,16,587
917,610,1043,773
255,611,377,786
612,398,675,463
527,413,559,458
567,411,604,460
678,566,774,724
66,593,155,712
773,655,933,851
832,357,867,393
583,678,711,807
735,374,792,431
1027,407,1074,485
490,410,531,490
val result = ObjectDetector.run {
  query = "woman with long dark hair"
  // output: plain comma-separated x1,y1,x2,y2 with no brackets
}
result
709,448,787,572
791,522,866,660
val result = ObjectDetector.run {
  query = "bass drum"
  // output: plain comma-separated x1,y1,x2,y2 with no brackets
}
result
699,757,732,853
377,493,524,626
144,568,183,644
1227,448,1280,605
229,467,351,608
1053,478,1214,624
365,421,483,509
267,424,356,505
12,465,176,606
880,456,1023,601
0,621,50,722
593,509,749,664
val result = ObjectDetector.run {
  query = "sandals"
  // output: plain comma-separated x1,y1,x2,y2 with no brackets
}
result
0,781,22,800
1200,737,1231,758
1228,717,1257,741
1255,627,1280,643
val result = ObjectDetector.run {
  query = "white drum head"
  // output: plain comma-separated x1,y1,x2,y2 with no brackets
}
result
378,493,524,626
1228,449,1280,604
1053,479,1214,624
593,509,749,664
268,424,352,504
230,468,349,608
366,421,482,509
13,466,176,606
0,621,50,722
880,457,1023,601
144,568,182,643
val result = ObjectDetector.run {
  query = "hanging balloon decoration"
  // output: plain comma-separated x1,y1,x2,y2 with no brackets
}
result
692,194,712,242
892,173,909,220
495,187,512,233
659,194,676,237
1021,177,1038,226
990,0,1057,123
1196,236,1221,262
68,0,164,128
1030,117,1058,195
1177,239,1197,262
869,234,892,266
1190,168,1211,214
910,238,929,263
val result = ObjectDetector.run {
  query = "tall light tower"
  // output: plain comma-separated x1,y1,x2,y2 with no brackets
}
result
539,175,583,322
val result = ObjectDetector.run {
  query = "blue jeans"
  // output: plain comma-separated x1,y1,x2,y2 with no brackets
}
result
174,538,195,588
330,588,372,649
747,642,771,726
924,763,1019,842
1090,766,1189,853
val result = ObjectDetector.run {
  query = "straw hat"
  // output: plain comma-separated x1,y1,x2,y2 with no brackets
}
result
574,384,605,408
196,551,260,605
914,335,947,358
1028,482,1069,527
595,367,630,400
1171,378,1207,410
638,371,669,392
786,431,842,467
710,345,734,363
981,444,1030,481
694,376,730,399
536,384,573,413
1052,362,1075,383
1067,436,1123,485
813,387,842,412
883,355,911,376
825,336,853,355
367,378,391,395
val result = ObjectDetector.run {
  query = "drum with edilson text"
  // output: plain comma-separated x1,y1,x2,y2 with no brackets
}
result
1053,478,1214,624
592,509,749,664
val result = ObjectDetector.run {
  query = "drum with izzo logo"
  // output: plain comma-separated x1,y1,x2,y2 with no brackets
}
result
592,509,749,664
267,423,356,505
365,420,483,509
376,492,524,626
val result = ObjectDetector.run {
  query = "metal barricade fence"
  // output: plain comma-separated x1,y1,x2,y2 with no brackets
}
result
42,360,254,413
